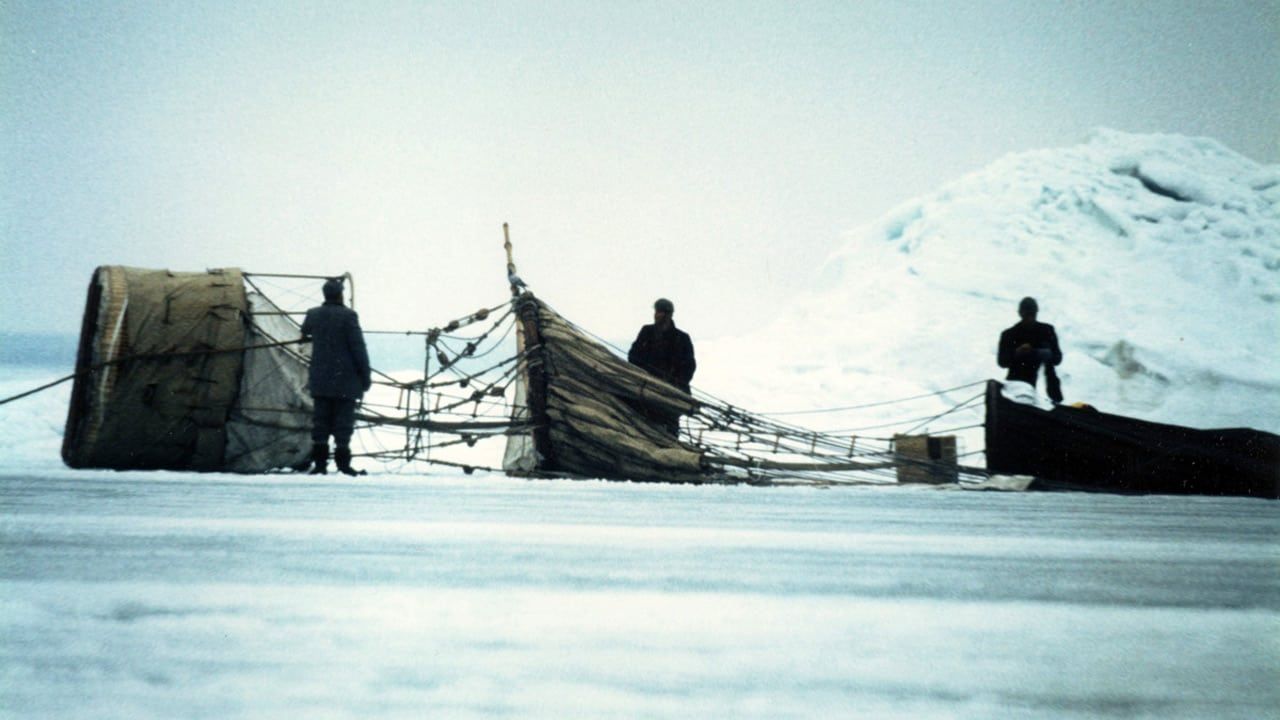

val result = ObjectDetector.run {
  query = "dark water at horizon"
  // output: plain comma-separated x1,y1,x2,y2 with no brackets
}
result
0,331,521,377
0,332,78,368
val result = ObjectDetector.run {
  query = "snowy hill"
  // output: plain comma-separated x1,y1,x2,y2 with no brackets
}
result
700,129,1280,435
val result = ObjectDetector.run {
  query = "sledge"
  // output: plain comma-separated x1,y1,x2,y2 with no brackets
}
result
984,380,1280,498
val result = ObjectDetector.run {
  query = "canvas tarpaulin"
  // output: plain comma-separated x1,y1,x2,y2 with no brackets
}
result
63,266,314,473
223,290,312,472
504,295,713,483
64,266,248,469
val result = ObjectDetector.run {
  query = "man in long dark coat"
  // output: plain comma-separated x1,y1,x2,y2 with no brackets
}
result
301,278,372,475
628,298,696,434
997,296,1064,403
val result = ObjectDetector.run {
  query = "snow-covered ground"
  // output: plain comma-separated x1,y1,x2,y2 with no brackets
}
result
2,469,1277,719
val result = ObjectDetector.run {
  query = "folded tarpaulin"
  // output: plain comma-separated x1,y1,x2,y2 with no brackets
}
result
63,266,312,472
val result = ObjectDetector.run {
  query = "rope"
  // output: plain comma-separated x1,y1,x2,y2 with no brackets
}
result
807,407,983,434
0,374,79,407
897,392,986,436
756,380,988,416
0,338,308,407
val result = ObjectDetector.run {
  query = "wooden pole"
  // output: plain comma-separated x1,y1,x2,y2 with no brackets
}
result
503,222,520,297
503,223,552,473
506,223,525,359
517,295,555,472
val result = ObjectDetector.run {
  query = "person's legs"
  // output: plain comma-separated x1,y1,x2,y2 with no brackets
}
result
310,397,335,474
332,398,361,476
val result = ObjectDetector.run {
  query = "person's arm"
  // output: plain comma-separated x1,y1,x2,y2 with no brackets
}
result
349,312,372,393
628,327,648,366
997,330,1014,368
678,335,696,387
1047,326,1063,367
300,310,315,342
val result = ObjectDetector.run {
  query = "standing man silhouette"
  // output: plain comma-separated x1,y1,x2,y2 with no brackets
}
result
301,278,372,475
628,297,696,435
997,296,1064,403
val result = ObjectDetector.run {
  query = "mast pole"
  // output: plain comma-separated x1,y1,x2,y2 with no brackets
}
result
505,222,525,357
503,222,555,473
503,222,520,298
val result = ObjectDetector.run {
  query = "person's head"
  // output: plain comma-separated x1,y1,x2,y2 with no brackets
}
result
1018,296,1038,321
653,298,674,326
323,278,344,304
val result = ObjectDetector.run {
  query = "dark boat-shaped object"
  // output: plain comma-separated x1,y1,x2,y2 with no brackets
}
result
985,380,1279,498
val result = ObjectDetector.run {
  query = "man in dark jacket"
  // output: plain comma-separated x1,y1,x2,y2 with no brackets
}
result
997,296,1064,403
301,278,372,475
628,298,696,435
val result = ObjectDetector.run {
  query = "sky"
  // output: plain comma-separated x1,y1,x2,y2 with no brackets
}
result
2,0,1277,342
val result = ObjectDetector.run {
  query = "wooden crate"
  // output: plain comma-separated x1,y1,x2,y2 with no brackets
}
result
893,434,958,484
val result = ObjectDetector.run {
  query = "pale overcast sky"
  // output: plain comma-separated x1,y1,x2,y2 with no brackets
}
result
2,1,1277,339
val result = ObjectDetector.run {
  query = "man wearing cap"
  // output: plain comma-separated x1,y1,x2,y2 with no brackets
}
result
628,298,696,435
301,278,372,475
997,296,1064,403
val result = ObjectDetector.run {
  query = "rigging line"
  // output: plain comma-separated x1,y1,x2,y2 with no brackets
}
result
754,380,990,416
692,406,855,449
244,317,309,366
925,422,984,435
426,350,524,389
429,322,518,371
897,393,986,437
725,401,906,442
243,272,343,280
417,364,521,411
431,307,518,344
694,422,895,457
415,433,509,451
693,394,851,442
690,379,978,448
457,319,517,361
244,275,320,311
354,409,525,433
804,407,983,434
234,406,309,415
0,373,78,406
234,328,313,401
0,338,308,407
355,414,401,461
427,319,515,357
427,338,493,383
540,301,789,439
709,446,897,469
242,275,305,316
695,429,893,457
392,455,509,475
429,301,515,339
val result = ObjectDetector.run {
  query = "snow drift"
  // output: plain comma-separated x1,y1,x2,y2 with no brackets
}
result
700,129,1280,436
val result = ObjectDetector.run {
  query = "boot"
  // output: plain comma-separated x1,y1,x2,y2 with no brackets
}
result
335,446,365,477
309,443,329,475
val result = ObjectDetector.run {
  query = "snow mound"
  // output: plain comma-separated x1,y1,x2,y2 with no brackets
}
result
701,129,1280,434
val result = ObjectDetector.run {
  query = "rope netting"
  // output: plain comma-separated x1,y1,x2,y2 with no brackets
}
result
5,279,993,485
538,305,990,487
